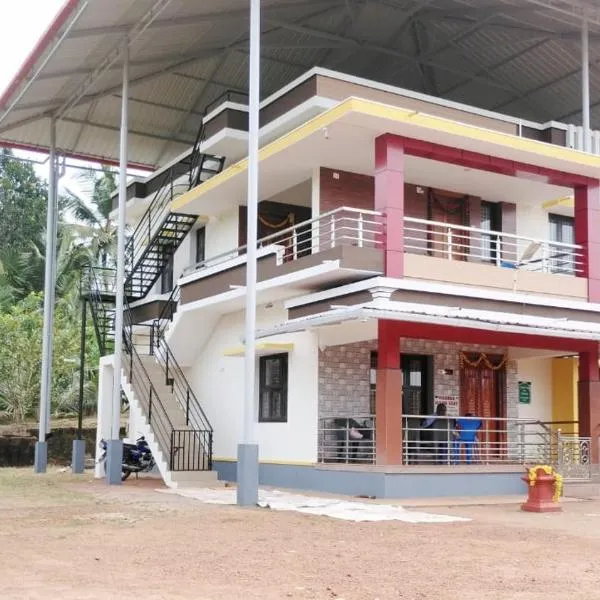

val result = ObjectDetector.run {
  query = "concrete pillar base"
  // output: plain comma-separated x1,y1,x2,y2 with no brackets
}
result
34,441,48,473
72,439,86,474
237,443,259,506
105,439,123,485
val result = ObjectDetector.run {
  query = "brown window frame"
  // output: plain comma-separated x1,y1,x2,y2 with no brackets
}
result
259,353,288,423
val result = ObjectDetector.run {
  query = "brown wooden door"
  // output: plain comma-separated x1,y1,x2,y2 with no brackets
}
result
460,356,506,462
428,190,469,260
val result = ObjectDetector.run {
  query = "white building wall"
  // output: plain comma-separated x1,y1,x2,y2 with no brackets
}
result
186,304,319,464
516,357,553,422
204,207,239,260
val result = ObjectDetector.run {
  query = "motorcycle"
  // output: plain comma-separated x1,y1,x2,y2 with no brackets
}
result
98,436,155,481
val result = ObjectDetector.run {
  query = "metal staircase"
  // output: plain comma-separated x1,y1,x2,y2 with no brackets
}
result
83,139,223,479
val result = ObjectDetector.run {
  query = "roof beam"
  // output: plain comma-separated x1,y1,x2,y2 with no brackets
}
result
55,0,176,118
64,0,346,38
264,18,535,96
492,56,600,112
61,117,195,145
442,37,552,96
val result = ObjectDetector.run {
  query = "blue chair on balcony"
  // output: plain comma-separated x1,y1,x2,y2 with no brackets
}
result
453,414,482,464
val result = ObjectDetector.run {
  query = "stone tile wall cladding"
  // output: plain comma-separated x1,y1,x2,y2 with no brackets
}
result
318,338,518,419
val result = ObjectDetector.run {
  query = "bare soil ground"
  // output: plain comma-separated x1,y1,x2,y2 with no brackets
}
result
1,469,600,600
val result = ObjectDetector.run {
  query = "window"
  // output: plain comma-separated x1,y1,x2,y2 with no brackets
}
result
195,226,206,265
160,253,174,294
259,354,288,422
549,214,574,274
480,201,501,264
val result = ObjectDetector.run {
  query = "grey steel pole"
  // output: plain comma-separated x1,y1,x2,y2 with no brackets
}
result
237,0,261,506
71,294,86,474
582,19,591,152
106,39,129,484
34,117,57,473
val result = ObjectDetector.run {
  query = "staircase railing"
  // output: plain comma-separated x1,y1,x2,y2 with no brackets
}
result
125,167,190,286
82,265,116,355
150,316,213,462
123,324,174,460
124,299,213,471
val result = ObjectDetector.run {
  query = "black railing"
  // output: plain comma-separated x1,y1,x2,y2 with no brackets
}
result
82,265,116,355
125,166,190,284
122,304,213,472
171,429,212,471
151,318,213,437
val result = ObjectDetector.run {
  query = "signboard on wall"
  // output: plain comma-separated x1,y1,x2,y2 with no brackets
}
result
434,394,459,416
519,381,532,404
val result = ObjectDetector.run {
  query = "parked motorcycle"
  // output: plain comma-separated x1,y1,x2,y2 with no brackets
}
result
98,436,155,481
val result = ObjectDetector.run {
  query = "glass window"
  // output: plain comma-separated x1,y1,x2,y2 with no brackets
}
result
195,226,206,265
259,354,288,422
548,214,574,274
160,253,174,294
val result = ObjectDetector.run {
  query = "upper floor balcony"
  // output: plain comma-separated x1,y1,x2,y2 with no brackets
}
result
176,205,586,311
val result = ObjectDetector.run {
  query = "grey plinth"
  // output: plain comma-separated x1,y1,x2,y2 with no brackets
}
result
105,439,123,485
34,441,48,473
237,443,259,506
72,439,86,474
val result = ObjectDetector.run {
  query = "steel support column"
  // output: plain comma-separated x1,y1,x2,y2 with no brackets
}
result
34,117,58,473
582,19,591,152
106,39,129,485
72,295,87,474
237,0,261,507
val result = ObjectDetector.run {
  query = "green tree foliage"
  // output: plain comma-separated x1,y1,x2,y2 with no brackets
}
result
0,152,117,423
0,293,99,422
0,149,48,255
64,166,117,265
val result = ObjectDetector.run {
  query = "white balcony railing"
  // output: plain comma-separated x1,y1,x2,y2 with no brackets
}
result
183,206,383,276
404,217,584,275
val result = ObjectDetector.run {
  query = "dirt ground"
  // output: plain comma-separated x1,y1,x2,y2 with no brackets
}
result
1,469,600,600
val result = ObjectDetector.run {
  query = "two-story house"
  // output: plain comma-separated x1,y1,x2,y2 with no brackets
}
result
92,68,600,497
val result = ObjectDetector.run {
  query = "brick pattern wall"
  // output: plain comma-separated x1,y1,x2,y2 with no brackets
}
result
318,338,518,420
320,168,374,213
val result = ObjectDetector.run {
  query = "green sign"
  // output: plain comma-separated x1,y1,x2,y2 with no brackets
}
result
519,381,531,404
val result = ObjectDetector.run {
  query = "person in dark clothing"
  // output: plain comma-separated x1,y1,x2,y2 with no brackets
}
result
422,403,453,465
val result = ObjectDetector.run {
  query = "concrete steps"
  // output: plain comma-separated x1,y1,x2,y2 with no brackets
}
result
121,354,215,490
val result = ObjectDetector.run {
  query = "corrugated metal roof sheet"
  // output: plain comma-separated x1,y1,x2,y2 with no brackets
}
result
0,0,599,169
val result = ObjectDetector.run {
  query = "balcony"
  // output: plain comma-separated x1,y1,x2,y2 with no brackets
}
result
178,208,586,307
178,207,385,306
403,217,586,299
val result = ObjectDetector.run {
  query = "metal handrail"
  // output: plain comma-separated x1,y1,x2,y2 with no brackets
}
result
151,320,213,434
183,206,383,276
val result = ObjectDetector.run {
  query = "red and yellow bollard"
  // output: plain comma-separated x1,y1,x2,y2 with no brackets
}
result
521,465,563,513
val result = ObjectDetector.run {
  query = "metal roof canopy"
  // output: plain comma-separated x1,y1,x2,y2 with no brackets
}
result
1,0,599,171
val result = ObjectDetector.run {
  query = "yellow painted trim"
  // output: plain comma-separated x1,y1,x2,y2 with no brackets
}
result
542,196,574,210
173,96,600,212
212,456,314,466
223,341,295,357
171,100,358,211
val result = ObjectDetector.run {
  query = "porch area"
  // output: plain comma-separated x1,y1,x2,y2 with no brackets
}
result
313,333,592,481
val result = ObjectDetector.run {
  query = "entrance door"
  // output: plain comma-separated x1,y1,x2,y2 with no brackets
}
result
401,355,432,464
427,189,469,260
460,354,506,462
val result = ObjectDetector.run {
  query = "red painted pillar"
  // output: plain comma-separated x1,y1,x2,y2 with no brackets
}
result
578,346,600,463
574,182,600,302
376,319,402,465
374,134,405,277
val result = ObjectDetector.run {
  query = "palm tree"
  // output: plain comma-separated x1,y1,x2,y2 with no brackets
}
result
63,166,117,267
